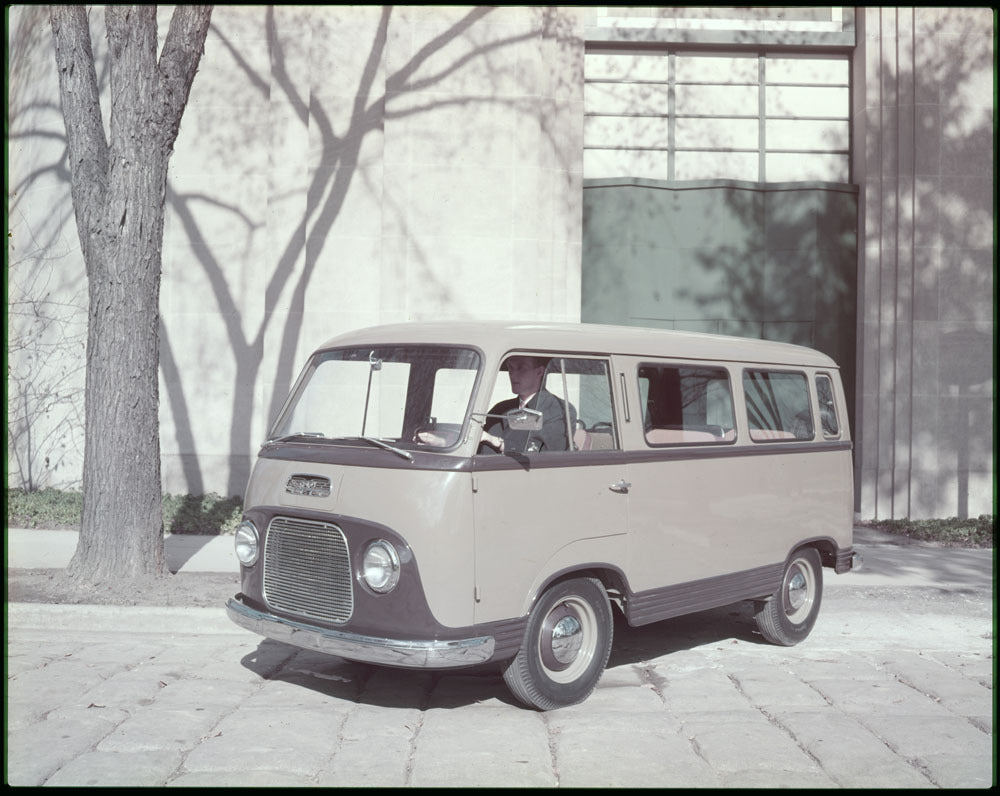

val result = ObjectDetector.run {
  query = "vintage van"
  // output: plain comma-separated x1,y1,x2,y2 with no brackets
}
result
226,321,858,710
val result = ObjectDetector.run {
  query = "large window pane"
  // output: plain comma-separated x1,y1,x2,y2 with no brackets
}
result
638,363,736,445
743,369,814,441
767,57,848,85
586,115,672,149
676,117,758,149
585,82,671,115
766,118,849,151
675,150,758,181
586,53,669,82
766,152,849,182
675,84,758,116
675,54,758,83
585,148,671,180
765,85,849,118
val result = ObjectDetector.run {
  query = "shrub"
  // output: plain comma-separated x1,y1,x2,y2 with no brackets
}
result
860,515,993,548
7,489,243,535
162,493,243,535
6,488,83,529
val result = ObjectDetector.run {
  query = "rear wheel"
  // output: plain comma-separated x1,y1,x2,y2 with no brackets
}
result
503,577,613,710
754,547,823,646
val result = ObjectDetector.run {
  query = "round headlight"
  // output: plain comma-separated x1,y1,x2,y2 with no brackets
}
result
362,540,400,593
234,520,259,566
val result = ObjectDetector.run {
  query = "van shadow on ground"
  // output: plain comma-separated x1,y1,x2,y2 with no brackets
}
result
237,602,760,710
607,600,763,669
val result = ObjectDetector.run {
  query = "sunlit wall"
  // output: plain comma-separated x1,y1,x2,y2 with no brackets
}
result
7,6,994,519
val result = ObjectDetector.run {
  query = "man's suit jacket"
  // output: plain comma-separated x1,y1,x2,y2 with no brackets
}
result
485,389,577,453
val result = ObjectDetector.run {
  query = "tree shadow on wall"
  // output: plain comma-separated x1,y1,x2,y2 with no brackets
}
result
162,6,580,497
10,6,580,499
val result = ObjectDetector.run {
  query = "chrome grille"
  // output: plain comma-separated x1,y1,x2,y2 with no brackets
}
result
263,516,353,624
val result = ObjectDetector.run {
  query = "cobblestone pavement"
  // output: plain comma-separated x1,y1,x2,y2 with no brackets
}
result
6,578,993,788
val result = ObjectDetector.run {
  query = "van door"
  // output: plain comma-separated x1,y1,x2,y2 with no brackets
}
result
471,355,629,625
622,359,759,618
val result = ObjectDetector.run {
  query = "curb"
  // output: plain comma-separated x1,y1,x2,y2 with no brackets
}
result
7,602,246,634
7,528,237,574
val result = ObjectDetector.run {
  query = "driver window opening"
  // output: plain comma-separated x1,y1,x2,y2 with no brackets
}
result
479,355,618,454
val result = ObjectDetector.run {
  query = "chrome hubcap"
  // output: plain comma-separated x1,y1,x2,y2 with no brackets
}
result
538,596,598,683
787,571,807,611
783,559,814,623
550,615,583,665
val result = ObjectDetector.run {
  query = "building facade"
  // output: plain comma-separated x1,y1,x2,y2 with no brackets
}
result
6,6,994,518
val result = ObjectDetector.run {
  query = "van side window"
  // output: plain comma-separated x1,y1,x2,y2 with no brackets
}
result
743,369,814,441
544,358,619,451
638,364,736,445
815,374,841,438
481,355,618,453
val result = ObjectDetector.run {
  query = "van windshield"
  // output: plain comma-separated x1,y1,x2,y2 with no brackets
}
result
269,346,481,451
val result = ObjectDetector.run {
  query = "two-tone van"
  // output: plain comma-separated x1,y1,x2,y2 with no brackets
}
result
226,321,858,710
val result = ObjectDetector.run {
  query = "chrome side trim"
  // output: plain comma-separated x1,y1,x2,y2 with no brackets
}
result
226,598,495,669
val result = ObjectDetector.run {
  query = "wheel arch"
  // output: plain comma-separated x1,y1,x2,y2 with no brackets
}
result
791,536,843,571
531,563,629,614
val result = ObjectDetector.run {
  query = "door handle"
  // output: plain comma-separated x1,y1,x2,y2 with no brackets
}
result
609,479,631,494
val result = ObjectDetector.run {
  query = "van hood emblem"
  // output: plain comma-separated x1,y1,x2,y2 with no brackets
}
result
285,474,332,498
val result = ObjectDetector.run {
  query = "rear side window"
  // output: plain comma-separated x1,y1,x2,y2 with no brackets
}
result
743,369,814,441
638,364,736,445
815,374,841,438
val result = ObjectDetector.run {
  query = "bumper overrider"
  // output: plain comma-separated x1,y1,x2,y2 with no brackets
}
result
226,596,495,669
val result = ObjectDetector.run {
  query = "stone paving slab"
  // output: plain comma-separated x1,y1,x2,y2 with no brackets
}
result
7,581,994,788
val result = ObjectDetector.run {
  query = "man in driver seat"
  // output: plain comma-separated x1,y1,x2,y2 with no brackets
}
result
481,356,576,454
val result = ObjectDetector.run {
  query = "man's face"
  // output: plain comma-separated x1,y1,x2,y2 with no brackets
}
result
507,357,545,400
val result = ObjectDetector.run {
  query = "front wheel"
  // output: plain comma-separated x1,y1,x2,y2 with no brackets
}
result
503,577,613,710
754,547,823,646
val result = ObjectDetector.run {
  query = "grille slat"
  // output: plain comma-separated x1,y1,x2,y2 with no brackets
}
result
263,516,354,623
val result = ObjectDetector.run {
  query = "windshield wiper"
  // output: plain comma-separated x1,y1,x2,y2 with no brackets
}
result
265,431,326,445
350,436,413,461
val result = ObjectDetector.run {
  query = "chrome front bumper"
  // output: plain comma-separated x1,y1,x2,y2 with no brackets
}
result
225,597,495,669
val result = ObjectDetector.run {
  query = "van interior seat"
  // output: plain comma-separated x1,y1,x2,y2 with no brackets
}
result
574,426,616,451
748,428,798,441
645,427,732,445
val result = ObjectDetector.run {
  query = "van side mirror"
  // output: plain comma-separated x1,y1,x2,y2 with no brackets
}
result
505,407,543,431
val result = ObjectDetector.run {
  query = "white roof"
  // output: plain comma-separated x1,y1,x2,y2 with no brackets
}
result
317,321,840,369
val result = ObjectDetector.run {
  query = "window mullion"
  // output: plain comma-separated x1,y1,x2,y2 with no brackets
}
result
758,54,766,182
668,52,676,181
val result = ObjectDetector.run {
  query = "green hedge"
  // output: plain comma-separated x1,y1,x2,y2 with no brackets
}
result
6,489,243,535
860,515,993,548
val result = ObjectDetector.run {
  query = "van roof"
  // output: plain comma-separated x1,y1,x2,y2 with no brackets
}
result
317,321,840,369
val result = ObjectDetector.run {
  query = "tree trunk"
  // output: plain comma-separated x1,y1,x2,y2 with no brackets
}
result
50,5,212,583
